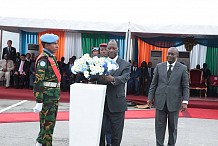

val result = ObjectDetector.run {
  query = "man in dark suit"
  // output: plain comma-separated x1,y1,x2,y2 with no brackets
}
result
139,61,149,95
127,61,141,95
13,54,29,88
99,39,131,146
147,47,189,146
61,58,75,91
2,40,17,63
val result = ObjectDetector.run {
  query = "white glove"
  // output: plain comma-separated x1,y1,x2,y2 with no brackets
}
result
33,103,43,113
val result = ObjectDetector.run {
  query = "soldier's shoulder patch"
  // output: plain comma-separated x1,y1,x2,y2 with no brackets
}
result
40,61,46,67
37,56,48,66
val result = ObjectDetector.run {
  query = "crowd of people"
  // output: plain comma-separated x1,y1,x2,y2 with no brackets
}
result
127,60,154,96
127,61,212,97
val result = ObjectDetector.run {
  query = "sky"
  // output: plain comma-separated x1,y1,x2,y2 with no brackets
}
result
1,0,218,25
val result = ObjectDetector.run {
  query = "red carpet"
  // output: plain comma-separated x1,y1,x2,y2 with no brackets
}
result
0,87,218,109
126,95,218,110
0,87,70,102
0,108,218,123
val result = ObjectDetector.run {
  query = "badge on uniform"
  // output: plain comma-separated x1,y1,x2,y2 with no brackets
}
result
40,61,46,67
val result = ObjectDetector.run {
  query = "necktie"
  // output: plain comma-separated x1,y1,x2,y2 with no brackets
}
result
167,65,172,79
19,61,24,74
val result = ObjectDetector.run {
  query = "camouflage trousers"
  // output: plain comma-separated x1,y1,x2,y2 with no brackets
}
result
37,101,59,146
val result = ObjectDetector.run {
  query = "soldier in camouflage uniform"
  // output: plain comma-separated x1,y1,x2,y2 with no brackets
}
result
33,34,61,146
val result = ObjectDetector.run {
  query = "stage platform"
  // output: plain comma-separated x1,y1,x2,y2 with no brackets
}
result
0,87,218,109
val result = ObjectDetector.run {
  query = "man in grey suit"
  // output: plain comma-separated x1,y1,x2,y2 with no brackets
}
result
147,47,189,146
99,39,131,146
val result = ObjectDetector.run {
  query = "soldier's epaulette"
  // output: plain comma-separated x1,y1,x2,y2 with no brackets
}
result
38,56,48,63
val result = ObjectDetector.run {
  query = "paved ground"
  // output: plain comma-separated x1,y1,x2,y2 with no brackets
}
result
0,99,218,146
0,119,218,146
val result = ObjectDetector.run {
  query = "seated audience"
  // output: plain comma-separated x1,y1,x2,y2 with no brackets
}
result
13,54,29,88
0,54,14,88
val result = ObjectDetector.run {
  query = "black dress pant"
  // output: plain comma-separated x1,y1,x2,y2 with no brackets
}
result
99,103,125,146
13,74,26,88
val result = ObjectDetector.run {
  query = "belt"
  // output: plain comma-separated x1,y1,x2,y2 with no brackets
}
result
43,82,60,88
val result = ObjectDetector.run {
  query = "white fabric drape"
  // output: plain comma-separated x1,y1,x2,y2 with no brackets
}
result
177,44,207,69
64,32,82,63
190,44,207,69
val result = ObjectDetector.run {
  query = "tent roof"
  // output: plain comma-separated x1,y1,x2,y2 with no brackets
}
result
1,0,218,36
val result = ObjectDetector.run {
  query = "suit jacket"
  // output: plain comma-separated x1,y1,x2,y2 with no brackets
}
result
65,63,74,77
130,66,140,78
0,59,14,72
14,61,29,74
29,61,36,74
98,57,131,113
2,47,16,62
147,67,154,80
148,62,189,112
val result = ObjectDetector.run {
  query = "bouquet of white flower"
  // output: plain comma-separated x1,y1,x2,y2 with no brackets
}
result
71,53,119,79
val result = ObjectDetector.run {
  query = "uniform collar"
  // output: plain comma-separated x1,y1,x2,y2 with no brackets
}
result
43,48,53,56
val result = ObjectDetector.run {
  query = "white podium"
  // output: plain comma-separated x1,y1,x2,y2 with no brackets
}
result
69,83,107,146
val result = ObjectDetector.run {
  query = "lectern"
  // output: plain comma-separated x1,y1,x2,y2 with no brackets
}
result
69,83,107,146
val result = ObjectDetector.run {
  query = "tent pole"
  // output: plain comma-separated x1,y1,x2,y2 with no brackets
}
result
0,30,2,59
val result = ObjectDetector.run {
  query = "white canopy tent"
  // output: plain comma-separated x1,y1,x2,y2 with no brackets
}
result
0,0,218,64
0,0,218,35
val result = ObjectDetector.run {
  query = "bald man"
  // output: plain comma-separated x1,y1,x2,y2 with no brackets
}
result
98,40,131,146
147,47,189,146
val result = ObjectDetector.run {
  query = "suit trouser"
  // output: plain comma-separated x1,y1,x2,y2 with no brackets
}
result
13,74,26,87
29,74,35,87
105,115,112,145
100,104,125,146
155,103,179,146
0,71,10,87
37,101,58,146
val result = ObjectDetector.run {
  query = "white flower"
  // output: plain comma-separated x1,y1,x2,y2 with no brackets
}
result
90,65,95,71
84,71,90,78
71,54,119,79
99,58,105,65
71,66,77,74
83,54,90,59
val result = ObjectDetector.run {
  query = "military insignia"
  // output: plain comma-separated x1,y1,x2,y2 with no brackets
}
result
40,61,46,67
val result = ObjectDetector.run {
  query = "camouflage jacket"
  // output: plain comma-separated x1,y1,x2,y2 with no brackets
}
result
33,51,60,103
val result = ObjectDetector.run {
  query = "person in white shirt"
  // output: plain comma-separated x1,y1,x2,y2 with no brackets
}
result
0,54,14,88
